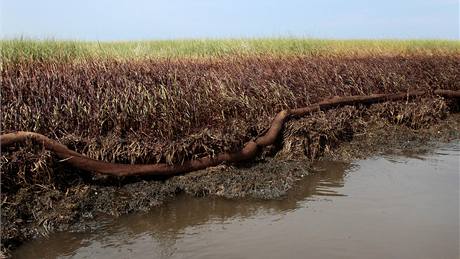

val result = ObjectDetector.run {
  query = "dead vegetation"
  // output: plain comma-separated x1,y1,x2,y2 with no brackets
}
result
2,54,459,167
1,54,460,254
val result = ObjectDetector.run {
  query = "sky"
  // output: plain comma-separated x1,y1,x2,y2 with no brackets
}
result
1,0,459,41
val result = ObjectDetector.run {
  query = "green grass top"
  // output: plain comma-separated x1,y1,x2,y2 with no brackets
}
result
1,38,460,62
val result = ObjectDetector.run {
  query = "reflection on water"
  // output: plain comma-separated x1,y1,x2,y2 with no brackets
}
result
13,142,460,259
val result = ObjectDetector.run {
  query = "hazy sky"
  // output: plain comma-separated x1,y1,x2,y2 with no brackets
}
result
1,0,459,40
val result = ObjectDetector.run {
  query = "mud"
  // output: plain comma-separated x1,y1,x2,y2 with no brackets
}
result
1,99,460,257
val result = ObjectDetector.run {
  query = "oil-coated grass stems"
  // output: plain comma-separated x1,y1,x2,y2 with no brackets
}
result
2,89,458,178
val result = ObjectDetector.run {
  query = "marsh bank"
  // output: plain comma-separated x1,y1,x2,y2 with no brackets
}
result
1,46,459,255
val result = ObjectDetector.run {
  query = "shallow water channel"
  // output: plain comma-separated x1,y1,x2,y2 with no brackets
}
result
14,141,460,259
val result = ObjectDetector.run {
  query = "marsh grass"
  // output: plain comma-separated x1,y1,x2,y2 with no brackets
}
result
1,40,459,190
1,40,459,176
2,54,459,169
1,38,460,62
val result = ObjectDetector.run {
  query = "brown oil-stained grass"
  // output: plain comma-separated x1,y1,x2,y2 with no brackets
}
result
2,89,459,177
1,54,459,182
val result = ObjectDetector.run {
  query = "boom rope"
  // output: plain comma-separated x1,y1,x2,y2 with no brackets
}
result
1,89,458,177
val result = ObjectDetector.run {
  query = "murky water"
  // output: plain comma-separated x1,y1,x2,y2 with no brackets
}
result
14,142,459,259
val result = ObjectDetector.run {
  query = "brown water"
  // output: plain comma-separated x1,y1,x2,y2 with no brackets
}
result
13,142,460,259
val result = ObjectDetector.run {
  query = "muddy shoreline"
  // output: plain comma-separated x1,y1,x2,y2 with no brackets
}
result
1,98,459,256
12,142,460,259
